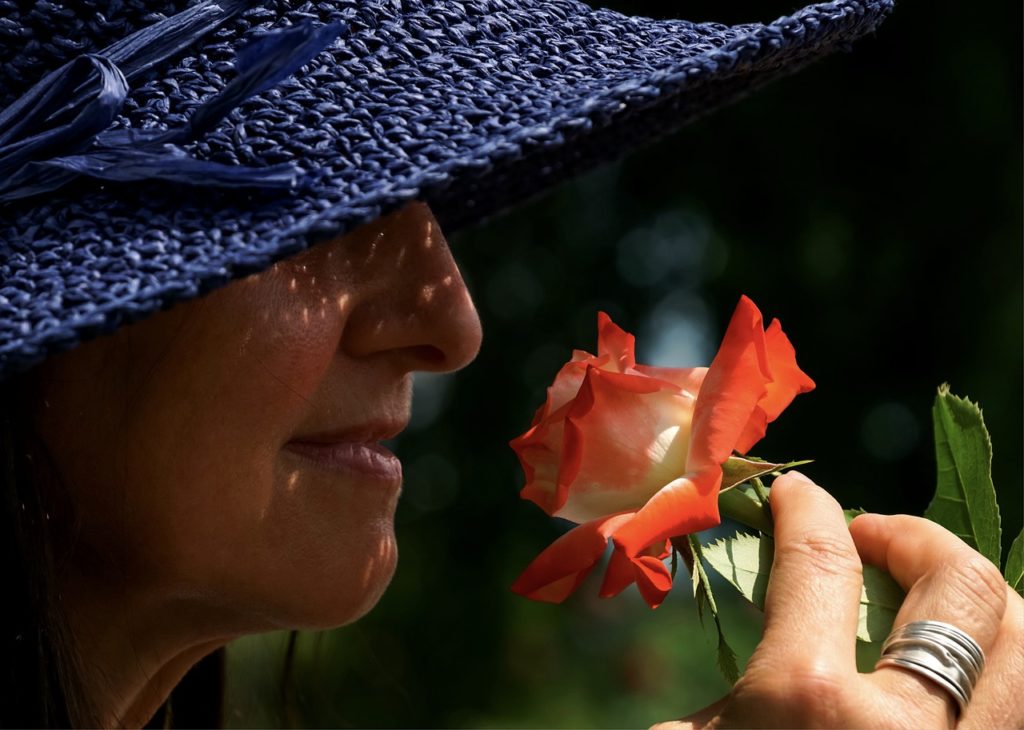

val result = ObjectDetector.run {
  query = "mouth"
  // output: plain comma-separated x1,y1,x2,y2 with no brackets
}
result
283,440,402,483
284,421,407,483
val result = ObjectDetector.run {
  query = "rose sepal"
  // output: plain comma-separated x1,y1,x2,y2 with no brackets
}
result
511,298,816,611
713,458,813,535
716,484,773,536
719,455,814,494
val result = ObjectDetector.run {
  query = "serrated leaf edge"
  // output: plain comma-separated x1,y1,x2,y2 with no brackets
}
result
1004,529,1024,596
928,387,1001,566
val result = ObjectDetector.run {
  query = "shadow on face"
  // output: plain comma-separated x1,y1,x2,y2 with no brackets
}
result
28,199,482,632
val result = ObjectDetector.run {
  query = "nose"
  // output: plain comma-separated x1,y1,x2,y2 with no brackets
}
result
336,201,482,373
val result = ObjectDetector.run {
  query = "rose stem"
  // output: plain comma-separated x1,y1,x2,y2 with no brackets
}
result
750,476,770,506
716,484,775,536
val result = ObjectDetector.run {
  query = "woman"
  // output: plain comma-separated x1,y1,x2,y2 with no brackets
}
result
10,200,482,727
1,0,1020,727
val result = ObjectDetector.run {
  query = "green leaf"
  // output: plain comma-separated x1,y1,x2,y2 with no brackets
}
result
720,456,814,493
701,532,905,643
855,636,883,674
701,531,773,609
713,626,739,685
721,456,782,492
669,536,696,594
1005,529,1024,597
859,564,904,643
689,546,700,598
688,535,740,684
844,507,866,526
926,384,1001,566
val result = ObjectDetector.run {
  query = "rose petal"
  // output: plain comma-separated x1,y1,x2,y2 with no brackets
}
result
761,319,815,418
512,357,692,518
511,400,575,515
686,295,771,473
599,539,672,604
734,318,816,454
512,295,813,611
511,355,600,515
634,364,708,396
513,439,561,515
597,311,636,371
633,554,673,609
634,539,674,608
652,541,671,560
598,546,636,598
555,366,696,523
611,470,722,558
545,358,593,414
556,411,586,510
511,512,635,603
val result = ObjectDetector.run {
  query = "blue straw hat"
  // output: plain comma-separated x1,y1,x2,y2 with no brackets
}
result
0,0,892,382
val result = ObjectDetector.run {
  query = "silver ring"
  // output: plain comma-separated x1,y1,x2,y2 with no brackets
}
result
875,620,986,716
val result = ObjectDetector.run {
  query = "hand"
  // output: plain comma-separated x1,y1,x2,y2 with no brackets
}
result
654,471,1024,729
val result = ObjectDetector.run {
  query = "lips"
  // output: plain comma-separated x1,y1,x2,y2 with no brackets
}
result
288,420,407,445
284,420,407,482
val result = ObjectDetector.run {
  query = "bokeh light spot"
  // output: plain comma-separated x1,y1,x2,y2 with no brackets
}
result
638,291,714,367
404,453,459,514
486,261,543,320
860,401,920,462
409,372,453,431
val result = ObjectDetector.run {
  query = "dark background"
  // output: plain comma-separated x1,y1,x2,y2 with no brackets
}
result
227,0,1022,726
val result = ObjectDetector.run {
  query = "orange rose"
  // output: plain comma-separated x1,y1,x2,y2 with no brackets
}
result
510,295,814,608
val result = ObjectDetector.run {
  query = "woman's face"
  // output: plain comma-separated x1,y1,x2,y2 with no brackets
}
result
30,201,482,631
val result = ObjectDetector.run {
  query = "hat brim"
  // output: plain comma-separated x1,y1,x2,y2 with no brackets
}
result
0,0,892,381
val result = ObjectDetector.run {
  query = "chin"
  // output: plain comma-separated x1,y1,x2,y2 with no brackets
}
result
290,532,400,630
339,534,399,625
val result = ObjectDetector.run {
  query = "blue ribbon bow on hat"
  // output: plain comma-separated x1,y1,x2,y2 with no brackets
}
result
0,0,346,204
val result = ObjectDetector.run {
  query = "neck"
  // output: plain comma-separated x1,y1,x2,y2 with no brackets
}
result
61,576,239,728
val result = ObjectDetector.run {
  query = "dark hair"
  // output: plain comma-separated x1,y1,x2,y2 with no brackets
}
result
0,373,88,727
0,375,225,728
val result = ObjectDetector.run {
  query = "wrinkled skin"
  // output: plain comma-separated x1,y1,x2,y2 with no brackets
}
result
29,200,482,727
24,201,1023,729
656,472,1024,730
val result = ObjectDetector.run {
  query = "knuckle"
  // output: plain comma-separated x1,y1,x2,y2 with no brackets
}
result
778,529,863,581
734,664,847,726
730,675,789,717
945,555,1007,623
786,667,848,726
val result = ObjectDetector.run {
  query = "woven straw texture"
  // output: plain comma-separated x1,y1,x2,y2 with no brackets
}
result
0,0,893,381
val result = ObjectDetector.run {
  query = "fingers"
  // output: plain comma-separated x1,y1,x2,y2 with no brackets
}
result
850,513,1009,726
960,588,1024,730
710,472,863,727
755,471,863,672
850,513,1005,647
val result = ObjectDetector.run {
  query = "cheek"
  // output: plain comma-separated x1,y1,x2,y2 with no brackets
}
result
133,448,401,628
37,268,398,628
117,303,399,624
208,274,345,418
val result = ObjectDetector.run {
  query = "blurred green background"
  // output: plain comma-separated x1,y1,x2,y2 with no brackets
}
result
225,0,1022,726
